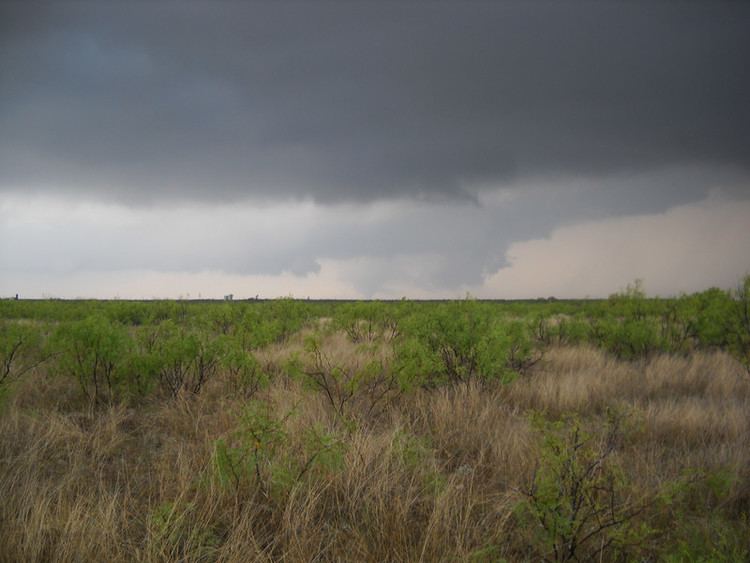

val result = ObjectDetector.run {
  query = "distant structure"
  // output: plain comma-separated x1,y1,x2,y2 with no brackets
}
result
224,294,234,301
15,294,19,300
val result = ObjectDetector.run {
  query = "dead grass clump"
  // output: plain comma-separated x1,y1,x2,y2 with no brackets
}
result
505,346,750,416
405,383,534,483
501,345,636,415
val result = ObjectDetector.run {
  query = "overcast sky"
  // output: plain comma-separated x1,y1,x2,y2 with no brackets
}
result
1,1,749,299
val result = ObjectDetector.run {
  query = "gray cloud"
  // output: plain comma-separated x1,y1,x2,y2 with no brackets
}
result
2,1,749,206
3,192,749,299
3,168,747,296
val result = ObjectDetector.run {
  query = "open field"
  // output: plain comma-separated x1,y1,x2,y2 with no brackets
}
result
1,282,749,562
4,4,749,561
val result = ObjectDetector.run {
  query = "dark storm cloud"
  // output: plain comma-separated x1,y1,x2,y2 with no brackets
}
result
1,1,749,204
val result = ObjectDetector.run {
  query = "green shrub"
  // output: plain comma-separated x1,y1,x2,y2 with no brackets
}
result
727,275,750,372
516,412,649,562
220,335,268,399
151,322,223,397
661,513,750,562
395,300,541,386
212,401,345,501
0,320,44,388
53,316,132,406
333,301,402,343
554,317,591,346
212,400,290,493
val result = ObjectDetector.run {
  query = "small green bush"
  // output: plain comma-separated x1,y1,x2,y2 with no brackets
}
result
516,412,648,562
53,316,132,406
0,320,44,388
395,300,541,386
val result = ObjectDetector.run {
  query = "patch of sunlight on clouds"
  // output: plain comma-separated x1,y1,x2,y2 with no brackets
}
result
472,195,750,298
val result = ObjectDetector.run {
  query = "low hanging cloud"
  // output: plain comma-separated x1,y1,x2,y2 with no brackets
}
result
473,196,750,299
1,2,748,206
2,189,748,299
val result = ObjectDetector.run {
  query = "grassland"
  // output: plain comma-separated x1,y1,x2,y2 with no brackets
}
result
1,283,749,561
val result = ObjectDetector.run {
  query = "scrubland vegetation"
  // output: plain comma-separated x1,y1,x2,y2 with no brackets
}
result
1,278,749,562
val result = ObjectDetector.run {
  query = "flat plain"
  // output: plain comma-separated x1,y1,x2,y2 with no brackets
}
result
1,283,749,561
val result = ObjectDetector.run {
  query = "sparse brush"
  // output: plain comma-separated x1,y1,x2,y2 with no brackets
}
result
2,290,750,561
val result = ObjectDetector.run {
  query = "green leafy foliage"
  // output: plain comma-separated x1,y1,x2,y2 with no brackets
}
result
150,321,223,397
212,401,345,501
395,299,541,386
212,400,290,493
516,412,648,562
299,424,347,479
52,316,132,406
219,335,268,399
661,513,750,563
0,320,44,387
333,300,403,343
728,275,750,371
5,276,749,404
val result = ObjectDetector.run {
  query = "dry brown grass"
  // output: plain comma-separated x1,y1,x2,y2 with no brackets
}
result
1,337,749,561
